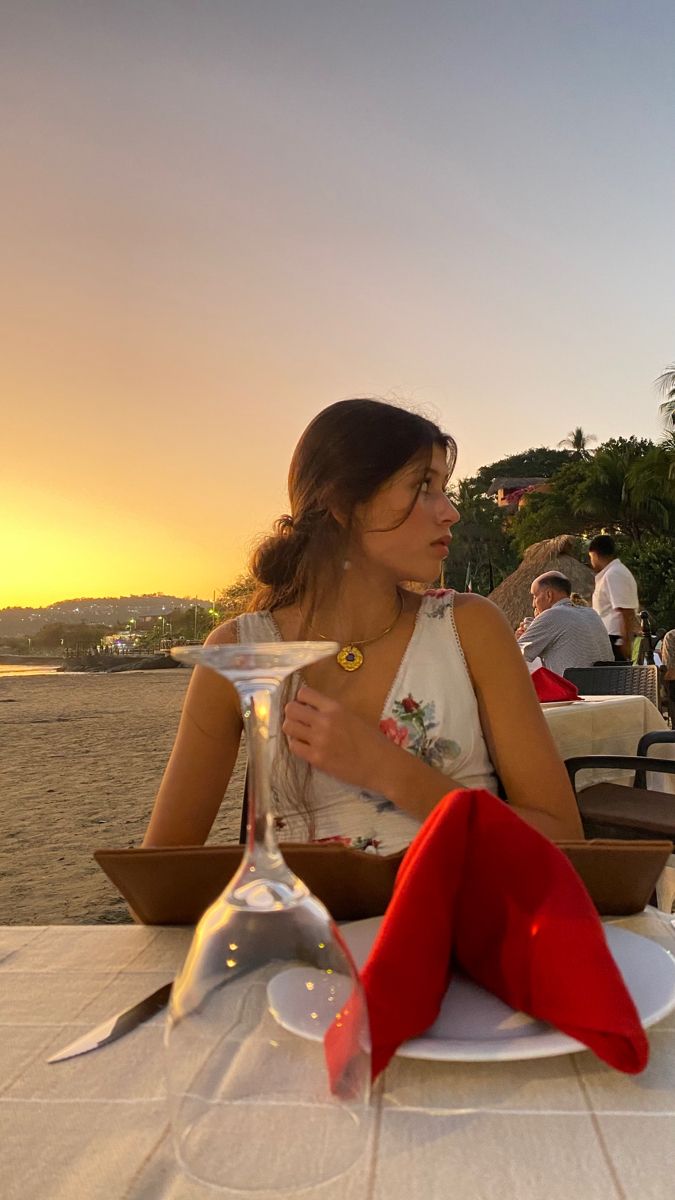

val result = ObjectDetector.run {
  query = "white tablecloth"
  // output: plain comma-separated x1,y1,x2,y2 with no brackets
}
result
542,694,675,794
2,913,675,1200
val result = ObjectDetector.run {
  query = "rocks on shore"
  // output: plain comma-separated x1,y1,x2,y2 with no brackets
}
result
58,653,183,673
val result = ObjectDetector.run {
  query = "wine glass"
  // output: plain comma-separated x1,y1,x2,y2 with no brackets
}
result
165,642,373,1195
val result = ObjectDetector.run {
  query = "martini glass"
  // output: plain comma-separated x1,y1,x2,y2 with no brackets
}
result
165,643,372,1195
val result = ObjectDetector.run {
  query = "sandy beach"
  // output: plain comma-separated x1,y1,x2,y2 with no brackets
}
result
0,669,246,924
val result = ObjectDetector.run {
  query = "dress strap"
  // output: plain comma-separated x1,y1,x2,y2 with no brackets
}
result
235,610,281,643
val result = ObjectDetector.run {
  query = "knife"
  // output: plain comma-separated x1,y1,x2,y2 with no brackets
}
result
47,981,173,1064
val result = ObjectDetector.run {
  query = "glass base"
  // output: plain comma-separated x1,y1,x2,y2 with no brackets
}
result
166,929,372,1193
173,1096,371,1194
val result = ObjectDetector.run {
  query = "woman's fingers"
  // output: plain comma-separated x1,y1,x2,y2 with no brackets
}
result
282,716,312,743
283,699,315,728
295,684,337,712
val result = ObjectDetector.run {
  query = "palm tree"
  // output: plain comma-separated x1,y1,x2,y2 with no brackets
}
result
557,427,597,459
655,364,675,429
575,437,672,541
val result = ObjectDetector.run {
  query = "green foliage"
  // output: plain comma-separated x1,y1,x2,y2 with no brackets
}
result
617,536,675,631
0,635,31,652
509,460,590,554
217,574,255,616
442,478,518,593
162,606,213,642
557,427,597,458
656,364,675,430
474,447,571,493
510,436,675,552
31,622,111,651
573,437,672,539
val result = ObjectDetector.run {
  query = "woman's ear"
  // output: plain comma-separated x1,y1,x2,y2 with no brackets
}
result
328,506,349,530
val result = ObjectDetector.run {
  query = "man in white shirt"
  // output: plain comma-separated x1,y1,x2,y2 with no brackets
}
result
516,572,613,676
588,534,639,660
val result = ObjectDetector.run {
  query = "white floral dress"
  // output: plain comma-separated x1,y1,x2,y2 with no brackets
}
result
236,590,498,854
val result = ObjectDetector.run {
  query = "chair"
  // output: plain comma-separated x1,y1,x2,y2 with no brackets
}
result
565,732,675,911
634,731,675,783
563,664,659,707
565,731,675,842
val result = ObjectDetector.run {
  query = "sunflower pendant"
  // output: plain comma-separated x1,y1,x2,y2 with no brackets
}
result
336,644,364,672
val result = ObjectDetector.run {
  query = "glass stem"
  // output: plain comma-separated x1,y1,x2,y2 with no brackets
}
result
237,683,282,869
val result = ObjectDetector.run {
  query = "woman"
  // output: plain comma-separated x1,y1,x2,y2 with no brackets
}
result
143,399,582,850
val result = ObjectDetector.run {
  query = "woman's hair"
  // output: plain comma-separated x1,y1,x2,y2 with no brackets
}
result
249,398,456,615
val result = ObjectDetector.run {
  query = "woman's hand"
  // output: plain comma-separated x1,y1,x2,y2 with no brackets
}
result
283,684,467,824
282,684,390,792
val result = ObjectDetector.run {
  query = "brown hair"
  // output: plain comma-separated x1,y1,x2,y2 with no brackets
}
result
249,398,455,617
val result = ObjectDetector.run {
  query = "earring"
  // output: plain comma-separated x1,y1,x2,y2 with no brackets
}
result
343,559,351,571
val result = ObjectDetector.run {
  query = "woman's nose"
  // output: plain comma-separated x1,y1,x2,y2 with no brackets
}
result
440,496,460,525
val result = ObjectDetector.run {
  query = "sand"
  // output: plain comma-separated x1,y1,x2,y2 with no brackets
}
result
0,669,246,924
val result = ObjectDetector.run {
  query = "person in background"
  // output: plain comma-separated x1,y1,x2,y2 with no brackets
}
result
143,398,582,851
570,592,589,607
588,534,639,661
516,571,613,676
660,628,675,681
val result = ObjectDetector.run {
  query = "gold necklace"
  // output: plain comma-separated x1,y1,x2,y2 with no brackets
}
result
317,590,404,672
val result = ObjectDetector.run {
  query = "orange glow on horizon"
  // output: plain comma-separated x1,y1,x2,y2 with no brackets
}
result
0,482,248,609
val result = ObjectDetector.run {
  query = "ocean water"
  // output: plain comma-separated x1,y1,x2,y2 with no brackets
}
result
0,670,246,924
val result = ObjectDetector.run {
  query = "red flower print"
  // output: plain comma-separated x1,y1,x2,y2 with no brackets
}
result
401,694,419,713
380,717,410,747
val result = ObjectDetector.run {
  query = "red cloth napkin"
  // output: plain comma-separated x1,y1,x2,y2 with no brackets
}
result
325,789,648,1088
531,666,579,702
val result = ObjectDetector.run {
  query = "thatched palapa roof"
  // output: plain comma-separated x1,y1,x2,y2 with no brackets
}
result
488,535,595,628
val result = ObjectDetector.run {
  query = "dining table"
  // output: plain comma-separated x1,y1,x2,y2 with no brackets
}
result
541,693,675,794
2,909,675,1200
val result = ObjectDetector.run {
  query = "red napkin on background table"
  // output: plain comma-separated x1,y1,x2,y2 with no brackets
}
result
531,666,580,702
325,789,648,1087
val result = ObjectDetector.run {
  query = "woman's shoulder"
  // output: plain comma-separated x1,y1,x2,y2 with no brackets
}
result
452,592,516,648
204,619,239,646
215,608,283,643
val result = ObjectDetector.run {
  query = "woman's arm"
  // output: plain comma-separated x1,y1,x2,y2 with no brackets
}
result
142,621,244,846
454,593,583,840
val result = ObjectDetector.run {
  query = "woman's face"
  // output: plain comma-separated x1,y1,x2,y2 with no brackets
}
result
353,444,459,581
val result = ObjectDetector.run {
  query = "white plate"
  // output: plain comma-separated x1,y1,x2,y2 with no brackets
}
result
267,918,675,1062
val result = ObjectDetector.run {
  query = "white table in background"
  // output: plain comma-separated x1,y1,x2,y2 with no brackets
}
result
1,913,675,1200
542,694,675,794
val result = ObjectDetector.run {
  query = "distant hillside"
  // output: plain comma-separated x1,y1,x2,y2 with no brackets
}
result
0,594,210,638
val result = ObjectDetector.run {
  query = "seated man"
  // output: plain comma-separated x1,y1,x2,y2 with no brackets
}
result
517,571,613,676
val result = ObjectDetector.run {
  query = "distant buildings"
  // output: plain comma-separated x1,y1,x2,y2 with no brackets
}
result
486,477,551,509
0,595,210,638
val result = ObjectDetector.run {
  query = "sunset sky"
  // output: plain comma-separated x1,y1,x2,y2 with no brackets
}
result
2,1,674,608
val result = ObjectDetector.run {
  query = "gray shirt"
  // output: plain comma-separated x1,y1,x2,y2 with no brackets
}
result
517,599,613,677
